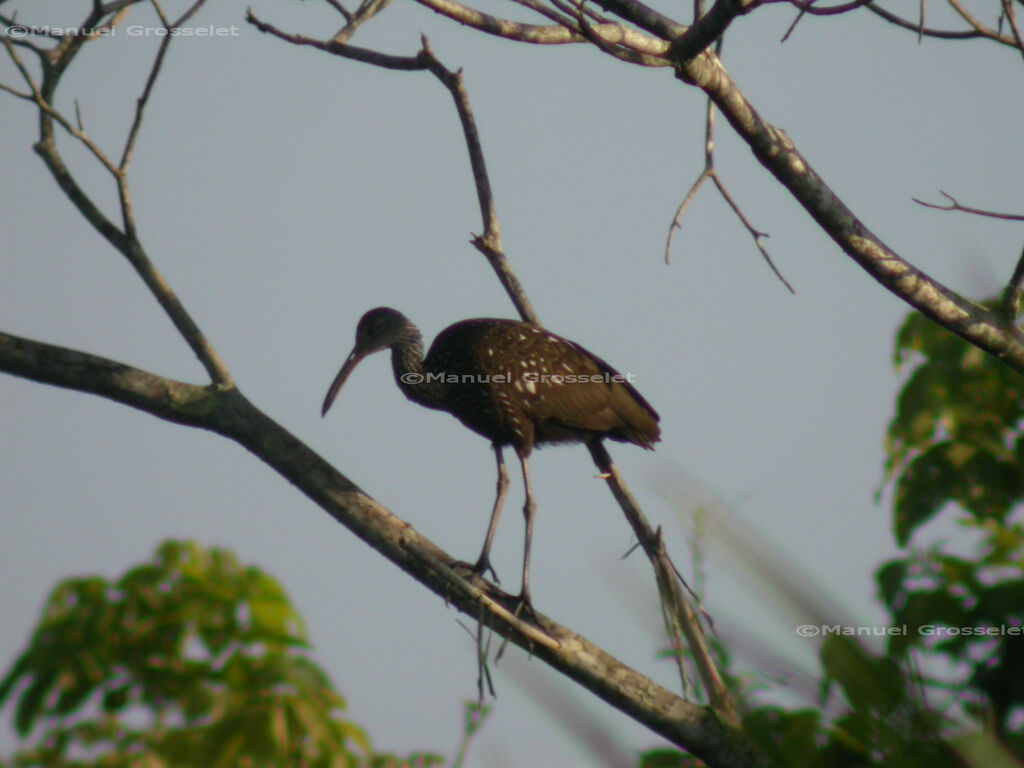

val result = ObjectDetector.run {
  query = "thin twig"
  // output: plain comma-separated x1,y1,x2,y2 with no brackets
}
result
947,0,1002,39
575,0,669,65
588,441,736,719
247,10,428,69
1000,0,1024,61
666,169,712,262
2,34,121,176
913,191,1024,221
670,0,761,61
417,36,541,322
415,0,583,44
0,80,32,99
325,0,354,22
865,2,1018,44
6,1,234,387
776,0,875,16
414,0,670,54
121,0,209,173
510,0,582,31
710,171,794,293
665,52,794,292
780,2,808,40
776,0,879,41
332,0,393,44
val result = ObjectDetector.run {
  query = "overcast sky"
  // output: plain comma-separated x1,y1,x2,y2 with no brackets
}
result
2,0,1022,764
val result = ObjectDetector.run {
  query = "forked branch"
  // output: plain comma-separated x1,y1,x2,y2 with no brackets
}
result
2,0,230,386
0,330,765,768
913,191,1024,222
248,2,737,732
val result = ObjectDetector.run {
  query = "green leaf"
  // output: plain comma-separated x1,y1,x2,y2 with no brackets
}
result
893,445,955,545
14,668,55,736
876,560,908,610
821,637,905,714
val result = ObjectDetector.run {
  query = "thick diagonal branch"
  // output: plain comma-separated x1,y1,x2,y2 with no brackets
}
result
668,49,1024,373
0,330,769,768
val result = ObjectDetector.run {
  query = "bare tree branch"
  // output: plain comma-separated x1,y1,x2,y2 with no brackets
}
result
1002,0,1024,60
913,191,1024,221
3,0,232,385
0,329,770,768
247,5,742,733
332,0,393,44
666,51,794,293
777,0,875,16
246,11,428,69
588,441,737,720
666,44,1024,372
774,0,875,42
416,0,585,44
2,34,120,176
325,0,354,23
669,0,760,61
865,1,1020,44
574,0,669,65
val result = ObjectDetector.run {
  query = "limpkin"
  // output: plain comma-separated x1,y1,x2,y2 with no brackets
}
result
322,307,660,610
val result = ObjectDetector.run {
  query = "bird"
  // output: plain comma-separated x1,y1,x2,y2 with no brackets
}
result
321,307,660,613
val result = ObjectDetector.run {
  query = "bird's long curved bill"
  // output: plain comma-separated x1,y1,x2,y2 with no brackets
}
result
321,348,365,417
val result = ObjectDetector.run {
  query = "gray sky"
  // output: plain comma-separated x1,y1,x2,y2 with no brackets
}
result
2,0,1022,764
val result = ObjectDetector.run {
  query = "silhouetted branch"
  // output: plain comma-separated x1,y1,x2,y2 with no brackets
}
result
776,0,874,42
865,1,1019,44
666,55,794,293
669,0,759,61
663,40,1024,373
588,441,737,719
332,0,393,44
575,0,669,65
1002,0,1024,60
247,3,742,726
0,329,768,768
417,0,583,44
913,191,1024,222
2,0,232,386
778,0,874,16
325,0,354,22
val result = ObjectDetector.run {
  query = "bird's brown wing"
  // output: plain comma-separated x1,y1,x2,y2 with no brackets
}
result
484,325,660,449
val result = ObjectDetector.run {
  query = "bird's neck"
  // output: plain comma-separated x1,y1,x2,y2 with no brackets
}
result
391,329,446,409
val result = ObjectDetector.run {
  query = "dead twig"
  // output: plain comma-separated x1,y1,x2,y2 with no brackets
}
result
2,0,232,386
865,2,1019,45
666,50,794,293
913,191,1024,222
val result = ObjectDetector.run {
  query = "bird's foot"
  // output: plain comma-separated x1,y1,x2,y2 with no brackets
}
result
471,555,500,584
512,591,540,625
453,556,500,585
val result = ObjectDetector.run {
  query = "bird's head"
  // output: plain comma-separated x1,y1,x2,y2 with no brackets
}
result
321,307,413,416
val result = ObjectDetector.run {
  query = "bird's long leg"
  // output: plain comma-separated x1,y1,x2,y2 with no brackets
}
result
472,444,509,583
517,451,538,615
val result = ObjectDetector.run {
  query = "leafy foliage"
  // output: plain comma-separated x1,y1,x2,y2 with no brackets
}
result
0,540,441,768
644,310,1024,766
885,310,1024,545
880,312,1024,745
